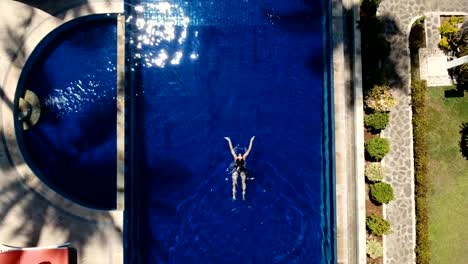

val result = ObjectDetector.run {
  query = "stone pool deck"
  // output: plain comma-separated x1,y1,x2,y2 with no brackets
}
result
333,0,367,263
0,1,123,264
377,0,468,264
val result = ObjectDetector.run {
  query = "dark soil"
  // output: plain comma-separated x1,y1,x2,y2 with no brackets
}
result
365,184,382,217
367,255,383,264
364,129,379,141
364,128,384,264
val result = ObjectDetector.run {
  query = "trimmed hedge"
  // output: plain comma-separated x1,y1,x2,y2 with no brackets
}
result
369,182,394,204
366,214,391,236
367,239,383,259
365,137,390,161
365,112,390,132
411,79,430,264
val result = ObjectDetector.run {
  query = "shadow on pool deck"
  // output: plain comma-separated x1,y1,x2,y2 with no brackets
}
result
15,0,112,19
0,84,122,259
0,1,122,261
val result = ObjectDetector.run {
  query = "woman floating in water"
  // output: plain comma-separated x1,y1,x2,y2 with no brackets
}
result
224,136,255,200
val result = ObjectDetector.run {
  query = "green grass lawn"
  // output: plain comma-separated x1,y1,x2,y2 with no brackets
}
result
426,86,468,264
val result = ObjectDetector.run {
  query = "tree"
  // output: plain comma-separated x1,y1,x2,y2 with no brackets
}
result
453,20,468,57
438,16,464,54
451,20,468,85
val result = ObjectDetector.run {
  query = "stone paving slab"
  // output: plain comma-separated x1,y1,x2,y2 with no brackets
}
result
419,48,453,87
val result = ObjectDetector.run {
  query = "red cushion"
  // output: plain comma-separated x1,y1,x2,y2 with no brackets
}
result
0,248,69,264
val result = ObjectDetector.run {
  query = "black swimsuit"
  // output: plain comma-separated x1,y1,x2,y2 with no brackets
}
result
235,158,246,173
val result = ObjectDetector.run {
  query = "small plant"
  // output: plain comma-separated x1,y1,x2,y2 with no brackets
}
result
365,162,385,182
365,85,397,112
367,239,383,259
366,214,391,236
439,36,451,52
365,137,390,161
369,182,394,204
364,112,390,132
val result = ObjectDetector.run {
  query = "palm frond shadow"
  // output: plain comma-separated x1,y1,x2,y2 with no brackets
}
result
14,0,111,19
0,176,121,256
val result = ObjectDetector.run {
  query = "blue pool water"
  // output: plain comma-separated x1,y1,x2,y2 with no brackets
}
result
14,2,335,261
16,15,118,209
125,0,335,263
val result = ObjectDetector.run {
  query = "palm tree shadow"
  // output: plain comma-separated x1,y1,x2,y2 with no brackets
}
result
13,0,105,19
0,0,122,262
0,174,121,259
0,89,120,260
3,7,34,69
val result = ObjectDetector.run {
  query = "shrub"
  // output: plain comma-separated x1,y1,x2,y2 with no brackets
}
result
439,16,464,53
364,112,390,131
366,214,391,236
365,85,397,112
411,79,430,264
367,239,383,259
439,36,451,51
365,162,385,182
365,137,390,161
369,182,394,204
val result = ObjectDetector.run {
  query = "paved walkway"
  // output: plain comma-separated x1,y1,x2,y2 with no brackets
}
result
377,1,468,263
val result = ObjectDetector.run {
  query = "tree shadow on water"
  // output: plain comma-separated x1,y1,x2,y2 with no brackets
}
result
266,1,406,111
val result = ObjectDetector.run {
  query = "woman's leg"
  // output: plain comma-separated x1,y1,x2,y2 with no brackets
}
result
241,171,247,200
232,170,238,200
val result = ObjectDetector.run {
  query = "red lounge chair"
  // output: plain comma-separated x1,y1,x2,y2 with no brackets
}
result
0,244,74,264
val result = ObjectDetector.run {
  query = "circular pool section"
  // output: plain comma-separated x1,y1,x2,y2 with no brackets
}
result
15,14,118,210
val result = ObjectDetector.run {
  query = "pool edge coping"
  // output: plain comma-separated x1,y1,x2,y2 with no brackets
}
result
333,0,367,263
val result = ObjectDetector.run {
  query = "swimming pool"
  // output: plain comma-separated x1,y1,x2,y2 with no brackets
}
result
15,15,118,210
124,0,335,263
14,1,335,262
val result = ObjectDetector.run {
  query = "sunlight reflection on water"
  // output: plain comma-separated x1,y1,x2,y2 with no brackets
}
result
127,1,199,68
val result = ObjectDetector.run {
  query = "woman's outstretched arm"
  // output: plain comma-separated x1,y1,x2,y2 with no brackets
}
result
243,136,255,159
224,137,237,159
